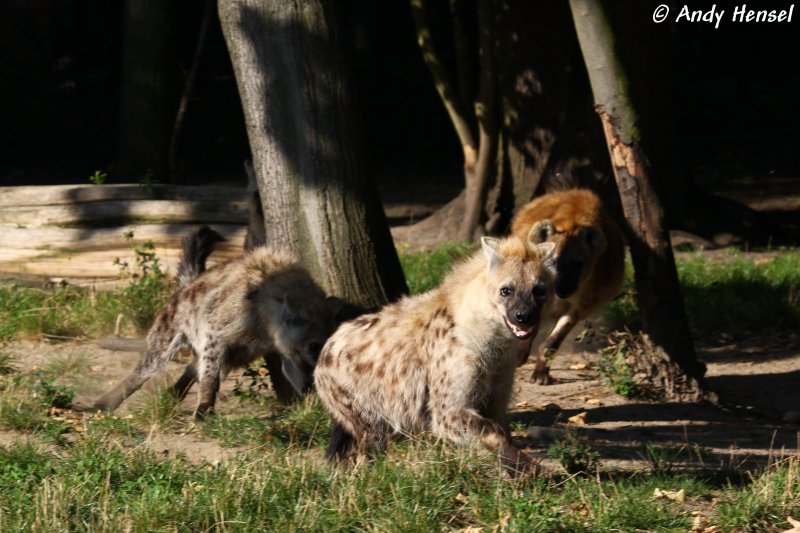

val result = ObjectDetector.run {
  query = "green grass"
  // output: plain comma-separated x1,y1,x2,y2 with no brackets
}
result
399,242,477,294
0,343,797,531
0,280,171,341
603,250,800,335
199,395,331,448
0,432,796,532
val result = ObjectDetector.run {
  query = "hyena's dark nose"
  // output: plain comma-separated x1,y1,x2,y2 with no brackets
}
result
515,310,531,324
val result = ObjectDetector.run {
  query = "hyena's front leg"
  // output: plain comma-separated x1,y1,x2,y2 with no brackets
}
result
433,408,539,477
481,358,518,433
263,350,299,403
91,331,185,411
532,312,578,385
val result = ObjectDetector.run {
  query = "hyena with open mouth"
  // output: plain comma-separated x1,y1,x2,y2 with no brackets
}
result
83,227,340,419
315,235,555,476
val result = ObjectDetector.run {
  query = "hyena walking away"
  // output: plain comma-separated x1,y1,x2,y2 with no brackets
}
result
85,227,340,418
315,236,555,476
511,189,625,384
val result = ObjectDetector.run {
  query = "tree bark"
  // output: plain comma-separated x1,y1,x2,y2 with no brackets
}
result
411,0,478,184
458,0,499,241
403,1,609,245
117,0,178,180
600,2,783,248
569,0,707,386
169,0,216,184
218,0,407,309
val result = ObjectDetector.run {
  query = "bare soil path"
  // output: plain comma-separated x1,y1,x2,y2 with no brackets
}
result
3,324,797,470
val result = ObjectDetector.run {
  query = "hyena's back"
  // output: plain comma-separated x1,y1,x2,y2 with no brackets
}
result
316,293,449,436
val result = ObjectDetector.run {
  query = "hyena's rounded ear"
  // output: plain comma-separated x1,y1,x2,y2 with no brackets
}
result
536,241,556,260
280,355,309,397
481,236,503,271
579,225,606,255
528,219,555,243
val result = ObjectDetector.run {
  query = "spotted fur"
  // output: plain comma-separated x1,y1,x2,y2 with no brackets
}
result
315,235,555,476
87,228,339,418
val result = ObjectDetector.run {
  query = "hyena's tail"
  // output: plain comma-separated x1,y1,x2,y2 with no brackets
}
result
177,226,225,287
325,422,356,462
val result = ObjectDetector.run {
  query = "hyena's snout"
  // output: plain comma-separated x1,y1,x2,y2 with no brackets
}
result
504,301,540,340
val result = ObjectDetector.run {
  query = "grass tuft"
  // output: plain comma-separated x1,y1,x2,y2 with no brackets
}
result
605,250,800,335
399,242,476,294
0,349,19,375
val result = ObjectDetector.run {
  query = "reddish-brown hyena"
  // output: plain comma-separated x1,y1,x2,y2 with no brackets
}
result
511,189,625,384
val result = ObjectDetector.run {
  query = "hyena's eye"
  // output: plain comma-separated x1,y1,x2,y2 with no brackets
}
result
532,283,547,299
499,287,512,297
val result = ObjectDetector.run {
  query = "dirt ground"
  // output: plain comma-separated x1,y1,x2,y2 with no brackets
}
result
2,320,798,471
3,177,799,471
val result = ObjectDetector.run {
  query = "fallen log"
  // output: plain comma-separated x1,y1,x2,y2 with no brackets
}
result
0,184,248,283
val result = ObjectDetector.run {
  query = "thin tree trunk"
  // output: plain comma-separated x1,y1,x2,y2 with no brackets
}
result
449,0,476,119
411,0,478,179
219,0,407,309
569,0,707,386
169,0,215,184
459,0,498,241
405,0,584,244
117,0,177,180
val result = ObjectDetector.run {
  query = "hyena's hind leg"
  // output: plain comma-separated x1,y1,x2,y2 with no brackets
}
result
91,331,185,412
325,418,392,463
171,344,248,402
170,358,198,400
317,376,391,462
193,339,231,419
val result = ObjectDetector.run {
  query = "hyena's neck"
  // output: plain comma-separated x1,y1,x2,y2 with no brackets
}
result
444,269,508,352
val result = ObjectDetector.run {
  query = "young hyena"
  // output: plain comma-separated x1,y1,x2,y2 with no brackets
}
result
314,236,555,476
85,227,340,418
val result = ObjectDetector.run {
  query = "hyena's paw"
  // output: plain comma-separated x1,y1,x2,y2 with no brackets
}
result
193,404,216,421
531,361,553,385
500,447,546,479
71,401,101,413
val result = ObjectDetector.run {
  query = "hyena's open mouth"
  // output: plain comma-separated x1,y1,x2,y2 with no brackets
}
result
504,318,537,340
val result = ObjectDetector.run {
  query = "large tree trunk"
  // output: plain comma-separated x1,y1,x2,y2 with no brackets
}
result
218,0,407,310
117,0,178,180
601,2,784,248
569,0,707,389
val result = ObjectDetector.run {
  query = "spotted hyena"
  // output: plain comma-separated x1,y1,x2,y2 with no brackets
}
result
85,227,341,418
314,236,555,475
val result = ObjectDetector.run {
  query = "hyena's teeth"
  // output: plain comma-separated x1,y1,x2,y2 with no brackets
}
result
505,318,534,339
